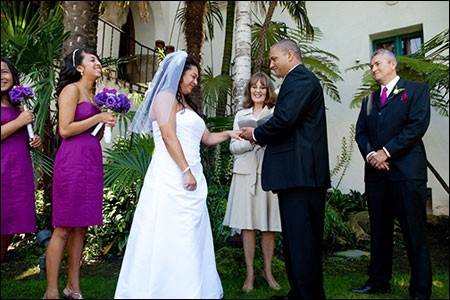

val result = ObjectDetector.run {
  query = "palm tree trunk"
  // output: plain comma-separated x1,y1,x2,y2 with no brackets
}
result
254,1,277,73
232,1,252,114
184,1,207,111
62,1,99,58
38,1,52,24
216,1,236,117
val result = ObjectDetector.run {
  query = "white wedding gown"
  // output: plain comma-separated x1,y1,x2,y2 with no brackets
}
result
114,109,223,299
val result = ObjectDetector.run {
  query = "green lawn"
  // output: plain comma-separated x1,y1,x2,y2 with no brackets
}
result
1,247,448,299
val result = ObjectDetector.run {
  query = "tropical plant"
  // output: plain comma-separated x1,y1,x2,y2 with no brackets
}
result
84,185,139,258
1,2,67,135
201,67,232,116
348,29,449,116
323,201,353,251
252,23,343,102
103,134,155,197
253,1,314,72
330,124,355,190
215,1,236,117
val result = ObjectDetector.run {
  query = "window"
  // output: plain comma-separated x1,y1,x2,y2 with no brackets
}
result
372,31,423,56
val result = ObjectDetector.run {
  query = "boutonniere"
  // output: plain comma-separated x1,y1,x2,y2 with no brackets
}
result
392,86,405,95
393,86,408,102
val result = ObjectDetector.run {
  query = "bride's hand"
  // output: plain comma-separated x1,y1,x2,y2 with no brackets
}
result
183,170,197,191
229,129,244,140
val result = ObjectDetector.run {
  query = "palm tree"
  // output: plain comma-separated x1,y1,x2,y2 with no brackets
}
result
215,1,236,117
232,1,252,113
183,1,208,110
61,1,100,58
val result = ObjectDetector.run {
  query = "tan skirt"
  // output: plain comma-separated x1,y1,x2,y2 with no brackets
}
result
223,173,281,232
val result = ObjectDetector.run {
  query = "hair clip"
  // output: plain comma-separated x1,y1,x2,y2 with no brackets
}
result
72,49,79,66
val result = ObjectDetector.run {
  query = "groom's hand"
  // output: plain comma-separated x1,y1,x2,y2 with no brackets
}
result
239,127,255,143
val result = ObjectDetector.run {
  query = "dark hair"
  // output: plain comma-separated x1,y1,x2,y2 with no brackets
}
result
55,48,100,97
176,56,201,116
242,72,277,109
1,57,21,105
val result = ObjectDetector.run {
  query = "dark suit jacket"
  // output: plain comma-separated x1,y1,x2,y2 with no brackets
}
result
254,64,331,191
355,78,430,182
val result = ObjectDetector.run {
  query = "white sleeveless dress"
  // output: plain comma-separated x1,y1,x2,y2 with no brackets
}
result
114,109,223,299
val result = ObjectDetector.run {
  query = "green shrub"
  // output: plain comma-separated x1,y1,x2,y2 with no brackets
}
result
323,189,367,252
84,185,138,259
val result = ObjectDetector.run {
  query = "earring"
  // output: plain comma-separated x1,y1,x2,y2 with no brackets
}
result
81,71,84,76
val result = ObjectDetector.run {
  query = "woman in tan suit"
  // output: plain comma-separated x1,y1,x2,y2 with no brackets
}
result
223,72,281,293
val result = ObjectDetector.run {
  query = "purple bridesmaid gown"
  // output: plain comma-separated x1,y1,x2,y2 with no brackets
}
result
52,102,103,227
1,106,37,235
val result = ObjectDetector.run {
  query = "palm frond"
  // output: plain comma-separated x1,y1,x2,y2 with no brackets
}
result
201,66,232,113
251,21,342,102
31,149,54,178
205,1,224,41
1,2,68,135
279,1,314,38
103,134,154,196
176,1,223,42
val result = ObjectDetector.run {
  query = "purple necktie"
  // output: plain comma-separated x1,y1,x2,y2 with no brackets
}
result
380,87,388,106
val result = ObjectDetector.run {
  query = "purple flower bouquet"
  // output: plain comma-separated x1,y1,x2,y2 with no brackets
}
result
91,88,131,143
8,85,35,138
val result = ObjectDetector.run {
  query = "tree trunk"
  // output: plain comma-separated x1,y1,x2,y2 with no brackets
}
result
216,1,236,117
232,2,252,114
62,1,99,58
254,1,277,73
38,1,52,24
183,1,207,112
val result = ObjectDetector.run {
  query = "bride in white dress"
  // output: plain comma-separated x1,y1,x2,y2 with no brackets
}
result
114,51,242,299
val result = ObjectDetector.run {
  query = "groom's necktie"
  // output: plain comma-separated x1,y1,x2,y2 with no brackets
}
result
380,87,388,106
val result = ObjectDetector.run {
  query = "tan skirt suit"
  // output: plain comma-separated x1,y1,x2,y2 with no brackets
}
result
223,107,281,232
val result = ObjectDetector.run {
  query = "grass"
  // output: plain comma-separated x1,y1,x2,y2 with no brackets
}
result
1,245,448,299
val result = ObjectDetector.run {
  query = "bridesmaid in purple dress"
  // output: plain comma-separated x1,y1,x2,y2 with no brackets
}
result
1,57,42,262
44,49,116,299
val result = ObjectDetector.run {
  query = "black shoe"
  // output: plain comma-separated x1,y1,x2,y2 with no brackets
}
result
351,284,390,294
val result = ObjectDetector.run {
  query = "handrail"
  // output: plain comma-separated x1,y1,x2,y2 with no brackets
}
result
427,160,450,194
98,17,160,94
99,17,156,51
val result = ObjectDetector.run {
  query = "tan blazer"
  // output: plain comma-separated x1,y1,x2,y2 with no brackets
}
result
230,106,274,176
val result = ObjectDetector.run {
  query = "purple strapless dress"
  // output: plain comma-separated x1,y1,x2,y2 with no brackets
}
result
1,106,37,235
52,102,103,227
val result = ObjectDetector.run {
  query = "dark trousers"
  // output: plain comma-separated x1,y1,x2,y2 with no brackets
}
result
366,179,432,298
277,187,326,300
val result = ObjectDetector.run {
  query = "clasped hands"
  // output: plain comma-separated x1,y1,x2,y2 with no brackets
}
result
239,127,255,144
368,149,390,171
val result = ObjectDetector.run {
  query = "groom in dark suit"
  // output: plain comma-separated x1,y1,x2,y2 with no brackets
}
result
353,49,432,300
240,39,330,299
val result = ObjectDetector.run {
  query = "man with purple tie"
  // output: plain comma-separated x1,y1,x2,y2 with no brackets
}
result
353,49,432,300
